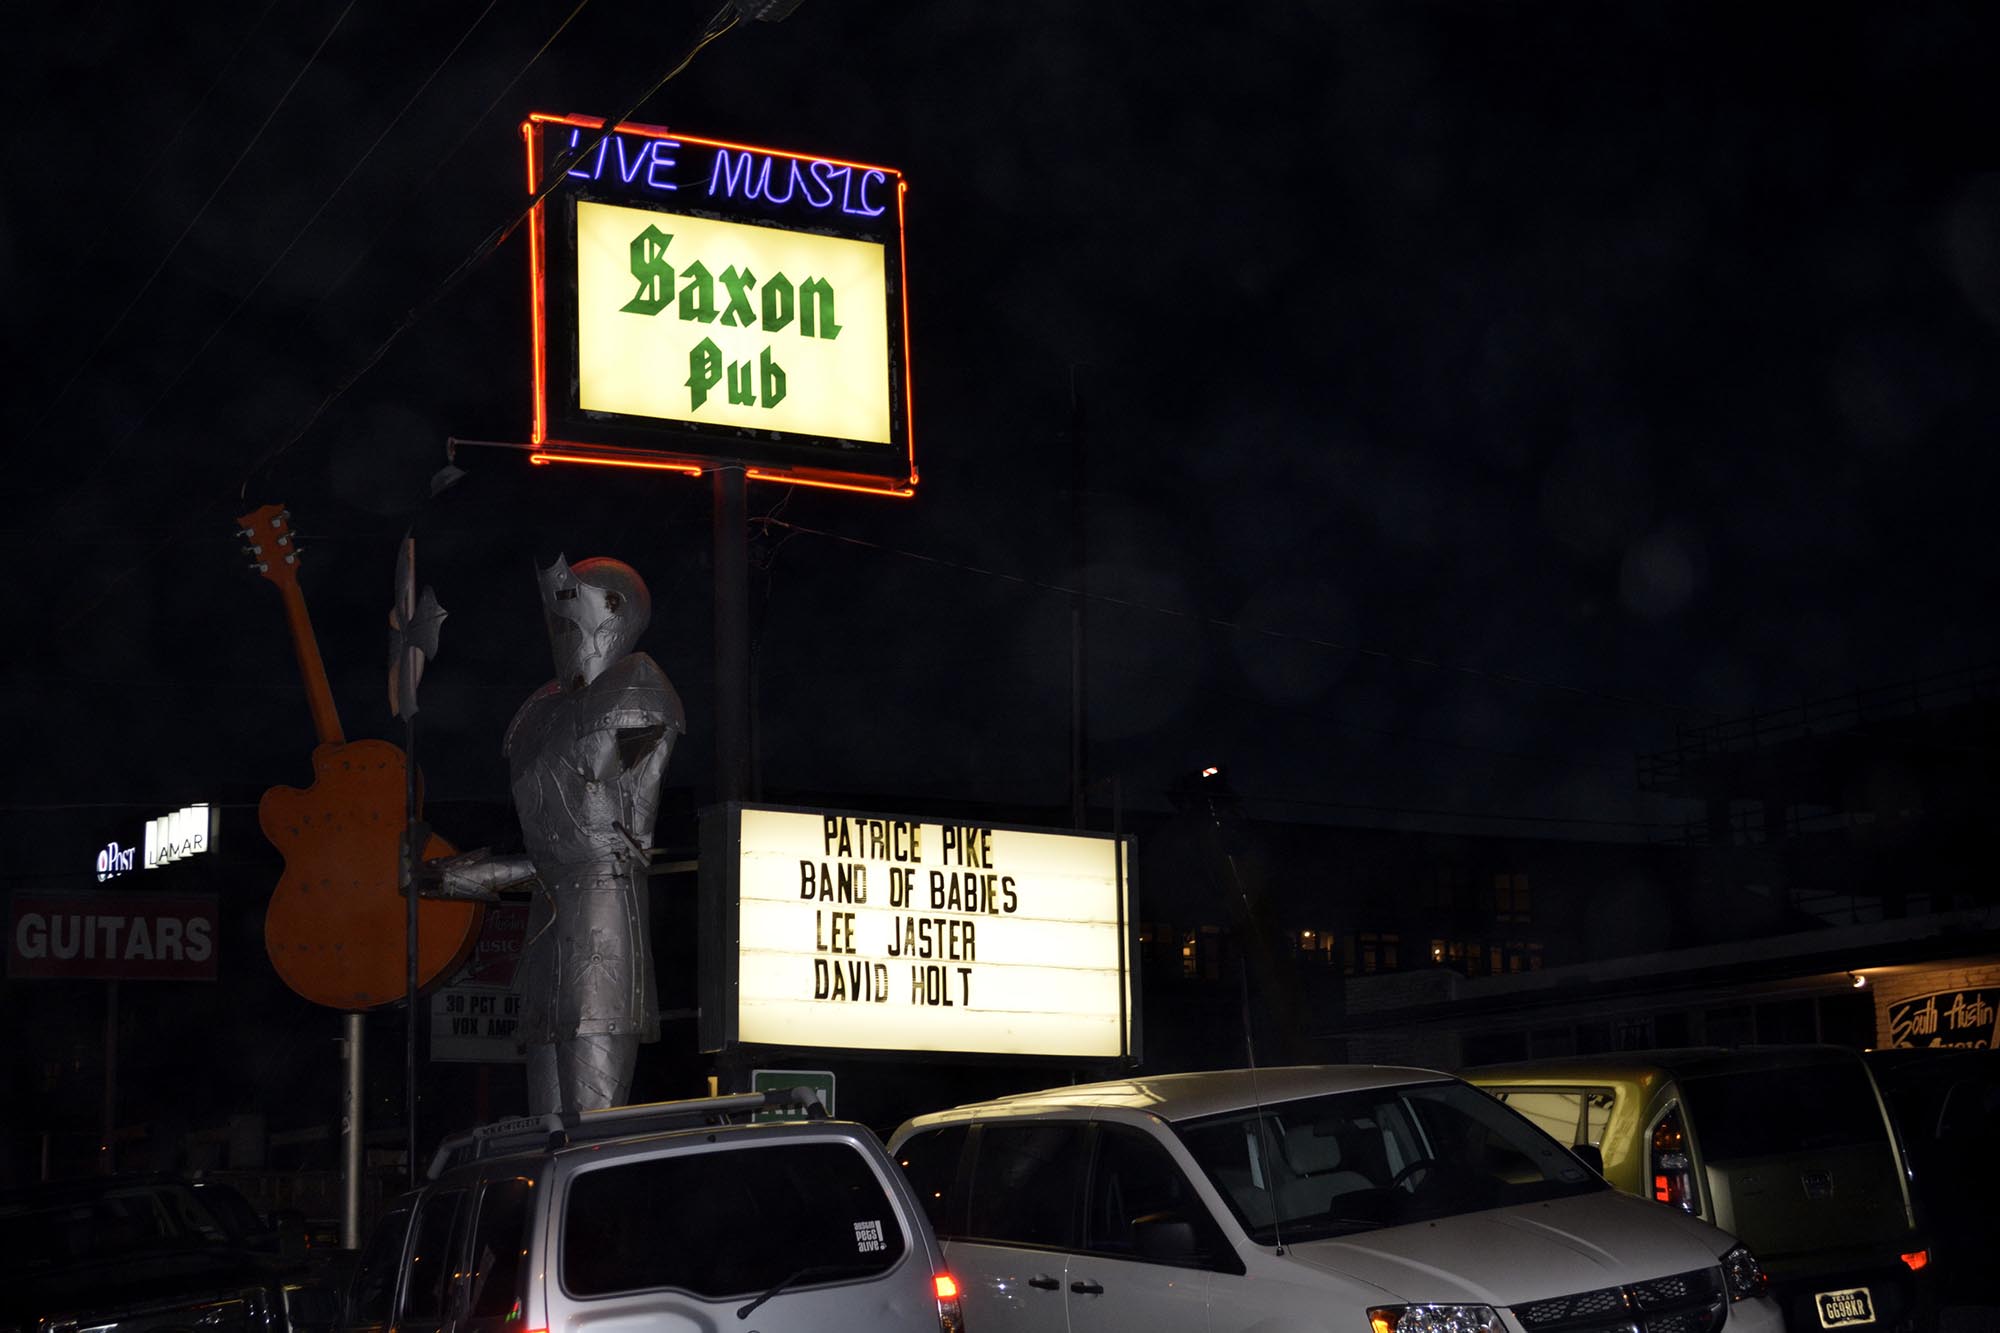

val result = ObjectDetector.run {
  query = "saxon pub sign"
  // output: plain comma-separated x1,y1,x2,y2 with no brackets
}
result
524,113,915,495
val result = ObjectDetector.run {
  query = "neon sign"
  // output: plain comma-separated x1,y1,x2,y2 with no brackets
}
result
557,129,890,220
524,113,914,496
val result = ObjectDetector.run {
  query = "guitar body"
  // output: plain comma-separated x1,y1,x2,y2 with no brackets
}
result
261,740,483,1010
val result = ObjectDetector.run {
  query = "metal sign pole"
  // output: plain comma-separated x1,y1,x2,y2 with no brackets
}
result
341,1014,364,1248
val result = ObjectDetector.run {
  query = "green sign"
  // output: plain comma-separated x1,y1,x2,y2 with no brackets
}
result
751,1067,836,1122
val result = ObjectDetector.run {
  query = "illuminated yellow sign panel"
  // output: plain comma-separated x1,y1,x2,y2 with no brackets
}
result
575,200,892,444
728,807,1134,1059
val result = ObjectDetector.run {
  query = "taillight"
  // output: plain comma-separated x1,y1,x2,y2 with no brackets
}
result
1651,1108,1696,1214
934,1271,965,1332
1901,1250,1930,1272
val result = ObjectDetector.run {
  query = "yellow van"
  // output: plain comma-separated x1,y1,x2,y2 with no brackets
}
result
1462,1046,1930,1333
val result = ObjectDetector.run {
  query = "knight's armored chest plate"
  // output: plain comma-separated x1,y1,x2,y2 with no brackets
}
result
503,655,684,868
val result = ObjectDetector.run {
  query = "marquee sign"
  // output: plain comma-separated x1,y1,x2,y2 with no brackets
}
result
524,114,914,496
701,804,1137,1060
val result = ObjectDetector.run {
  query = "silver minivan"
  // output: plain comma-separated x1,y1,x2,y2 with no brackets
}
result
340,1089,966,1333
890,1065,1786,1333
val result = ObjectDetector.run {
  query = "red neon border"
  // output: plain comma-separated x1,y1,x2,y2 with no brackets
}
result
522,113,916,493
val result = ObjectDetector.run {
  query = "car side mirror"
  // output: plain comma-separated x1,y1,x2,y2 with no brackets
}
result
1133,1215,1203,1264
1571,1143,1605,1174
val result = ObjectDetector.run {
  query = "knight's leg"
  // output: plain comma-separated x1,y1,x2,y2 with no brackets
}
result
525,1042,562,1117
562,1032,638,1111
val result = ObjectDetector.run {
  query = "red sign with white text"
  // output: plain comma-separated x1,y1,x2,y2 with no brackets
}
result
7,892,220,981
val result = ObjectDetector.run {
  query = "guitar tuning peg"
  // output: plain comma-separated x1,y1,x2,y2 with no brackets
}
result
277,533,291,547
238,527,255,539
284,552,298,565
242,543,264,557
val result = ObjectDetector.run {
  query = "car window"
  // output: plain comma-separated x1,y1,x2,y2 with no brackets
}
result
963,1122,1085,1250
560,1139,907,1300
1083,1124,1228,1268
399,1190,468,1333
466,1177,536,1322
191,1183,264,1241
349,1206,412,1326
1176,1080,1602,1244
1680,1063,1886,1161
895,1124,969,1238
1487,1089,1616,1148
0,1186,203,1265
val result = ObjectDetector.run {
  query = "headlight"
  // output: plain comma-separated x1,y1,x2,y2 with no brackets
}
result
1721,1243,1769,1301
1369,1305,1506,1333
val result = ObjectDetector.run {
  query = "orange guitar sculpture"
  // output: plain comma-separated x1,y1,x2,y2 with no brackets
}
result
239,503,483,1010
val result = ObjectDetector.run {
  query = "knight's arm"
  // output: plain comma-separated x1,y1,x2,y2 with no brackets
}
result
418,848,539,902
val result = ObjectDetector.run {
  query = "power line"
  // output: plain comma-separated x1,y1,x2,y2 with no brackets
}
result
29,0,360,445
319,0,600,301
237,3,742,495
754,517,1716,720
61,0,506,506
51,6,744,639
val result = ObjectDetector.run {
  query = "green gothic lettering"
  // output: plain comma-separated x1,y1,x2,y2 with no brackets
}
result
620,226,674,316
616,225,837,339
799,277,841,340
720,266,757,327
677,261,718,324
687,337,722,411
685,340,788,414
761,274,795,332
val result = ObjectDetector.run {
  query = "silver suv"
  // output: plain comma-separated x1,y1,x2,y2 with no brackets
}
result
338,1089,965,1333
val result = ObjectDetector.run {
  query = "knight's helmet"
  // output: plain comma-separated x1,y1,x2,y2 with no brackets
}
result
538,555,651,690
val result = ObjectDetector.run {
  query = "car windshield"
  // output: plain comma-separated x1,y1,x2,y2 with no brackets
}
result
1174,1079,1605,1243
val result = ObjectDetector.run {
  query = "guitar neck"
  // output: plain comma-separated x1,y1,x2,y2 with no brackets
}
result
277,578,347,748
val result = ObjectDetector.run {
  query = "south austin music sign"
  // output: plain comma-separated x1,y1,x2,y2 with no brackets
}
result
524,114,913,495
701,805,1136,1060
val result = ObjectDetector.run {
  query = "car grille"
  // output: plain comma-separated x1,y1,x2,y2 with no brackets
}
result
1512,1267,1727,1333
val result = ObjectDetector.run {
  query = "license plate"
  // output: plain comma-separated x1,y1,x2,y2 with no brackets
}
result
1816,1287,1875,1328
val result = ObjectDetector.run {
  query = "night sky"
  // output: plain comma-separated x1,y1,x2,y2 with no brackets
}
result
5,0,1999,852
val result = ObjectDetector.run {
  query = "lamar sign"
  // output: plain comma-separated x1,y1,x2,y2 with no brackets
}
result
701,804,1137,1061
525,114,913,495
8,891,219,982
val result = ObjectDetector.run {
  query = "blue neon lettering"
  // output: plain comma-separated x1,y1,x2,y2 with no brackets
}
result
709,148,757,199
705,147,885,216
804,160,838,209
614,135,649,185
755,157,797,205
852,169,887,217
564,128,609,181
645,140,679,190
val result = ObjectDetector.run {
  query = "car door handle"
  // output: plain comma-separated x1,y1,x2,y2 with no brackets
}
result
1071,1279,1104,1295
1027,1275,1061,1290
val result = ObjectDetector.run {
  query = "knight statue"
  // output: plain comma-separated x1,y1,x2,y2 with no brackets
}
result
424,555,684,1114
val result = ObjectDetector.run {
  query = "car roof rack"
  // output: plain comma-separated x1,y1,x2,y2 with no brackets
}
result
425,1085,829,1180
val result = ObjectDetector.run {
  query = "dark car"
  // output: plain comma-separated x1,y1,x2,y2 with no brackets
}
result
1864,1049,2000,1330
0,1173,339,1333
